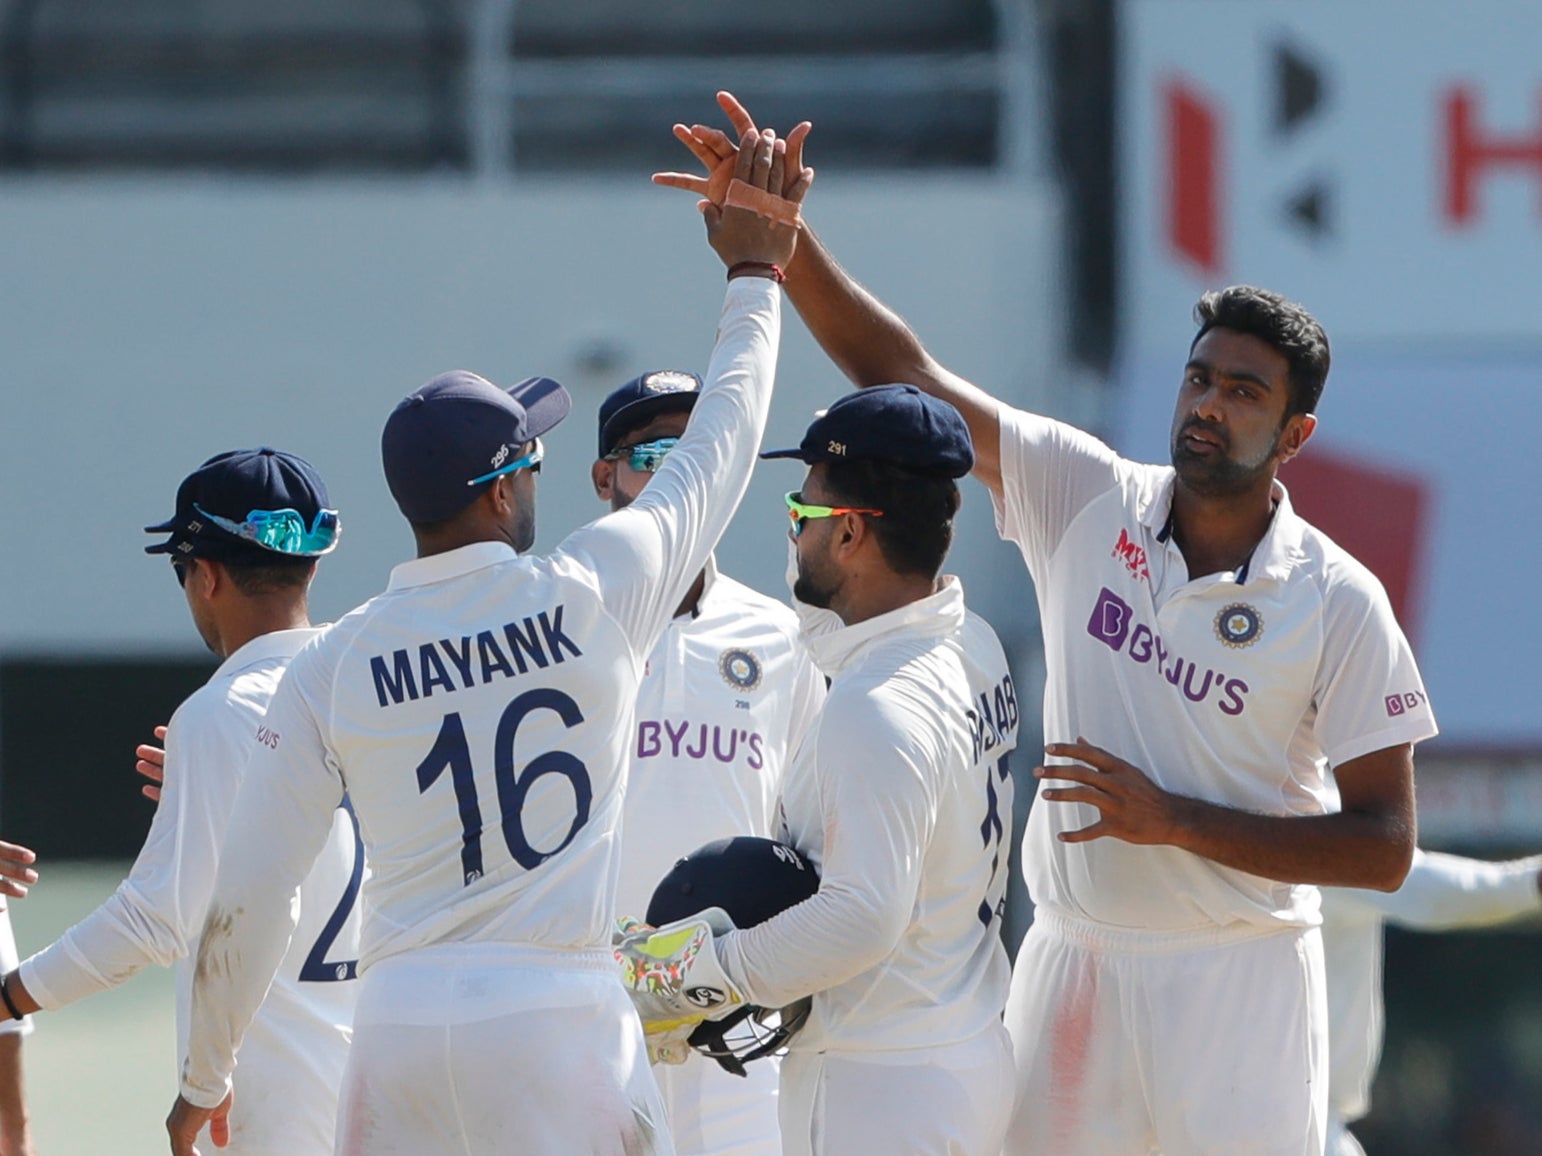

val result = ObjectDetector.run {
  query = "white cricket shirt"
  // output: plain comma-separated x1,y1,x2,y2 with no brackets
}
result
0,906,32,1038
181,277,781,1109
19,627,360,1155
993,410,1439,931
718,578,1020,1054
1322,849,1542,1122
615,558,825,923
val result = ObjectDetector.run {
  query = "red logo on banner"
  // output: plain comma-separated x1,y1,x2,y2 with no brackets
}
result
1165,80,1223,273
1444,87,1542,224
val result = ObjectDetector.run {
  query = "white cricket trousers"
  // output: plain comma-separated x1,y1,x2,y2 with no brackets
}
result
1003,910,1328,1156
654,1052,780,1156
778,1023,1014,1156
334,943,674,1156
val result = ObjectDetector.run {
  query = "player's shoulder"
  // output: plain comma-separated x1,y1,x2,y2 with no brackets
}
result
1288,515,1392,611
707,574,802,632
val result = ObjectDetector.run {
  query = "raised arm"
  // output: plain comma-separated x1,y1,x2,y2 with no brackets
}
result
656,92,1007,494
564,127,805,653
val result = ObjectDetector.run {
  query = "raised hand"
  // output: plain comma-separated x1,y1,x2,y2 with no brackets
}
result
655,91,812,208
702,126,813,273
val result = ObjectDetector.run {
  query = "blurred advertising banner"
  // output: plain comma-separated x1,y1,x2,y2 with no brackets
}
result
1116,2,1542,747
1120,0,1542,346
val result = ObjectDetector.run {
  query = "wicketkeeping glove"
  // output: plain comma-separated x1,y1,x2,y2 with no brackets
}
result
614,907,745,1036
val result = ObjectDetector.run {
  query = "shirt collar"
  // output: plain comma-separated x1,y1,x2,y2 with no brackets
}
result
386,541,519,592
801,575,967,678
1139,470,1306,585
213,625,323,679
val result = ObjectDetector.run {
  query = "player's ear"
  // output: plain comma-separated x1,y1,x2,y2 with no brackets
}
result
591,459,614,501
486,474,516,516
1276,412,1317,465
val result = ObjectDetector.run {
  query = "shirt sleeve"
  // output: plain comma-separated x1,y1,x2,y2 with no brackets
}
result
989,406,1132,578
716,678,946,1009
18,692,250,1010
1313,562,1439,768
1328,849,1542,928
557,278,780,658
179,648,345,1110
0,907,32,1037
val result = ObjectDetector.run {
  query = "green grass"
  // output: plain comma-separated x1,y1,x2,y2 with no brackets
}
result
10,862,177,1156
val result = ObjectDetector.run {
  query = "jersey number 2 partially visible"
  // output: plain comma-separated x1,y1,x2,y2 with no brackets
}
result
415,687,594,887
299,798,364,982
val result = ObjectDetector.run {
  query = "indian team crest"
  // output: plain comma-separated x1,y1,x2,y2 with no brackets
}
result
1214,603,1264,649
718,647,763,691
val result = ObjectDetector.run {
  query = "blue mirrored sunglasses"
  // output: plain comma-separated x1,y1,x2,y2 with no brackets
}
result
467,438,544,487
605,436,679,473
192,503,341,557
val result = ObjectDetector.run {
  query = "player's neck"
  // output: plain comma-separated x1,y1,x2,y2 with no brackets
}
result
1169,480,1278,579
673,570,707,620
831,572,941,627
211,599,312,659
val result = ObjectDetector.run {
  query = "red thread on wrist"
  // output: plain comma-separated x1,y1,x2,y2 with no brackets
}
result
726,261,786,284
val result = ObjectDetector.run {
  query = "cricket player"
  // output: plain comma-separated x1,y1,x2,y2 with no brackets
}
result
2,448,362,1156
166,128,806,1156
0,842,38,1156
1322,848,1542,1155
594,370,826,1155
620,384,1020,1156
657,94,1436,1155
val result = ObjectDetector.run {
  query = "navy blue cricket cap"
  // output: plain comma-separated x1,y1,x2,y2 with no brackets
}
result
760,383,975,479
145,448,336,563
381,370,572,524
597,369,702,458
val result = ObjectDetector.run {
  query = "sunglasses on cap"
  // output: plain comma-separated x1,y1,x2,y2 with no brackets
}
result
467,438,544,487
192,503,341,557
604,437,679,474
783,491,885,539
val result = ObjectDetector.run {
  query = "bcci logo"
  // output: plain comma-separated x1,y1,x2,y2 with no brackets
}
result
642,370,698,395
719,648,763,691
1214,603,1264,649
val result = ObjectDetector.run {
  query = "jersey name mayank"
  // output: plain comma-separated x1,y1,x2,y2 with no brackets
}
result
369,602,584,709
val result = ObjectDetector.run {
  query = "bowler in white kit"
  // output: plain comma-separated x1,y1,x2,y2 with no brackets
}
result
592,369,825,1155
165,128,808,1156
653,92,1439,1155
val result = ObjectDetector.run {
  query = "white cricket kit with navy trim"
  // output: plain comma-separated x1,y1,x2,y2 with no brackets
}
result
19,627,360,1156
1322,850,1542,1127
618,561,824,1156
179,278,780,1134
616,559,825,922
717,578,1019,1155
992,410,1439,931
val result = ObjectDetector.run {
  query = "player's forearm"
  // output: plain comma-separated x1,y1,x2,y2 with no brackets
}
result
1165,795,1415,891
785,226,1004,490
718,887,906,1010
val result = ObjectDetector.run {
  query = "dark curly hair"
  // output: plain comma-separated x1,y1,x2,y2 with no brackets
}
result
1191,285,1330,418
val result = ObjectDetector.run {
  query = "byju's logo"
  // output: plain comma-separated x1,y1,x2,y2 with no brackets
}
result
1385,691,1427,718
1085,587,1249,716
1087,588,1134,651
